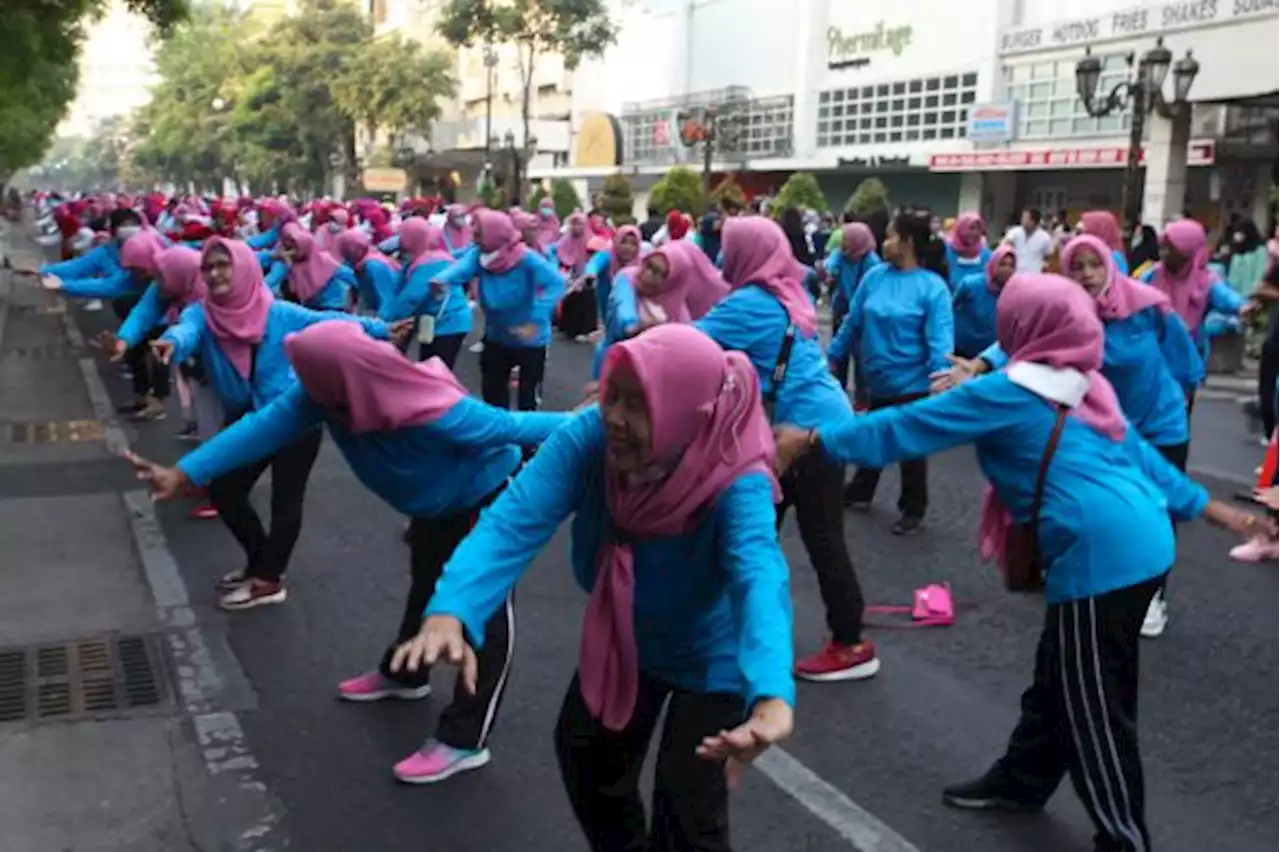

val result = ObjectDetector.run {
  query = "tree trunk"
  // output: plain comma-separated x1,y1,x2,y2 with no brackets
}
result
518,40,535,204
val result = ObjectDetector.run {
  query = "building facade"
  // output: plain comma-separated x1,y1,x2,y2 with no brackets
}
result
543,0,1277,231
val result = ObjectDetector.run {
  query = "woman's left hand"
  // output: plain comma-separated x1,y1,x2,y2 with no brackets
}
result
387,318,415,347
772,426,812,476
696,698,793,788
1202,499,1264,536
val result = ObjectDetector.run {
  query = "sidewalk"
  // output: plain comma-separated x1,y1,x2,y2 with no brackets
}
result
0,233,285,852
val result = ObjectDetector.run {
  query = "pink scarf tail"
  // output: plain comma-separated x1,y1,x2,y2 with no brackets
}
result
976,484,1015,577
579,543,640,731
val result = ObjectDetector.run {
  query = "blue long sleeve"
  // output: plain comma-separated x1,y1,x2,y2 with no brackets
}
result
426,408,591,645
826,275,865,366
117,283,167,347
60,269,137,300
1156,309,1205,389
604,274,640,342
42,244,111,278
246,227,279,251
380,259,458,324
433,246,479,290
584,251,609,279
924,283,956,374
529,250,568,321
178,384,323,486
351,260,399,312
160,305,207,366
264,261,289,296
1125,429,1208,521
979,342,1009,370
717,473,796,708
377,235,401,256
426,397,570,448
1207,280,1244,315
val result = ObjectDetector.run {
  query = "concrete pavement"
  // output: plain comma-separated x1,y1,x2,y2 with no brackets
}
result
3,229,1276,851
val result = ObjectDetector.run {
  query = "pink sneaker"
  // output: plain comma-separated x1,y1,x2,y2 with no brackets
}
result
337,671,432,703
393,739,491,785
1230,534,1280,563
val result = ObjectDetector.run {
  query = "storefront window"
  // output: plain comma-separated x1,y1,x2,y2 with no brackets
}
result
1004,54,1132,140
816,72,978,148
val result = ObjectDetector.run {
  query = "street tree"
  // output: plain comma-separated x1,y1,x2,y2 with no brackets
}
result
598,172,634,223
649,166,704,217
772,172,828,217
331,34,456,144
437,0,618,196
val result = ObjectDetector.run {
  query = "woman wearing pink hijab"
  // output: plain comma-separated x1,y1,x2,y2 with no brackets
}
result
441,204,472,254
272,222,358,310
379,219,472,367
631,239,728,328
775,274,1257,852
128,319,569,785
397,323,794,849
1076,210,1129,274
943,211,991,292
429,209,566,411
554,212,592,278
334,228,400,314
697,216,877,685
135,237,403,610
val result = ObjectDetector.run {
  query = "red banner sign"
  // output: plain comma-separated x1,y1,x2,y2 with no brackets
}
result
928,141,1215,172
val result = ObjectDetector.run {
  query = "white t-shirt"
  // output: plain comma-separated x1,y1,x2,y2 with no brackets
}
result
1003,226,1054,273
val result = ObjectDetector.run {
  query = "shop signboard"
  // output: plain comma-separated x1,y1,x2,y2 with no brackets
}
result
966,103,1017,143
927,140,1216,171
999,0,1279,56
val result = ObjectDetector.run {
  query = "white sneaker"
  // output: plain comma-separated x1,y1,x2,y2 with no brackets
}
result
83,299,103,312
468,341,485,354
1140,592,1167,639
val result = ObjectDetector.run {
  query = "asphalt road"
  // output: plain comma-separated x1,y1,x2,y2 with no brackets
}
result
81,310,1277,852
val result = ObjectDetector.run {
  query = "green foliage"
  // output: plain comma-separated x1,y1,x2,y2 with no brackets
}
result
709,176,746,212
526,184,548,209
0,0,188,180
598,172,633,222
771,172,828,218
331,34,455,140
479,181,507,209
649,167,705,217
551,178,581,220
844,177,890,216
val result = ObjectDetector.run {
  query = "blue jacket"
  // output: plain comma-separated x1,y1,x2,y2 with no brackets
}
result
695,285,851,428
1112,249,1130,276
246,227,280,251
591,268,641,379
584,250,614,321
1139,267,1243,366
377,235,401,256
161,301,388,418
379,258,471,337
265,262,354,311
349,258,400,314
434,246,565,348
951,272,999,358
828,265,954,399
815,373,1208,603
441,230,471,258
943,243,991,293
46,241,141,300
177,383,569,517
426,408,796,709
979,306,1202,446
117,283,169,346
823,251,882,315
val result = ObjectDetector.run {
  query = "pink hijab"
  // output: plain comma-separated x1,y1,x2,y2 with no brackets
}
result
556,212,592,274
720,217,818,337
948,212,986,259
582,324,779,731
202,237,273,379
1149,219,1215,331
473,210,526,274
443,204,472,250
398,218,454,276
1061,234,1170,321
535,201,560,247
841,222,876,259
282,222,343,304
977,273,1127,576
154,246,205,322
120,230,169,276
512,210,548,253
333,228,400,274
1078,211,1124,251
260,200,296,231
641,240,729,324
609,225,643,279
284,320,466,434
984,244,1017,294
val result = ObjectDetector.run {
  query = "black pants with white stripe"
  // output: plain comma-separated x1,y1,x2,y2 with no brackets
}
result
993,574,1164,852
379,484,514,751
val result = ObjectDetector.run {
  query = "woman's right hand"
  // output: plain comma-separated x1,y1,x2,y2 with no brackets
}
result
929,354,978,395
40,274,62,291
122,451,190,500
389,615,478,694
149,339,176,365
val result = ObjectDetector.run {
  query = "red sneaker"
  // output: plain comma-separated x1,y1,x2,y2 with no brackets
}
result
795,639,881,682
189,503,218,520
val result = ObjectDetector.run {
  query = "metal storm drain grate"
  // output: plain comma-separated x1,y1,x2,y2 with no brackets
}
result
1,419,105,444
2,344,75,359
0,635,172,724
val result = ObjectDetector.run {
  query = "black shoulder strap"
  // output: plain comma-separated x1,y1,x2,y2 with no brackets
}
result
761,324,796,422
248,343,260,386
1029,405,1068,553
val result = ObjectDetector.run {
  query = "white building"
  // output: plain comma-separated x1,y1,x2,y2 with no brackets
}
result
542,0,1277,230
58,2,157,138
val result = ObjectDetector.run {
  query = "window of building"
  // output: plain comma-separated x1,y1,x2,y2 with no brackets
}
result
1003,54,1132,140
816,71,978,148
621,93,794,165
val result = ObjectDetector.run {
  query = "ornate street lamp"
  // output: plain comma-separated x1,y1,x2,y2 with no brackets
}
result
1075,37,1200,229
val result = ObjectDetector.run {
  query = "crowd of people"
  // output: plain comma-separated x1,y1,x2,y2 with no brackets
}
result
14,184,1278,852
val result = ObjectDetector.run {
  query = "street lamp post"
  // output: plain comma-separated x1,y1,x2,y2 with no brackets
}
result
1075,36,1200,230
483,46,497,192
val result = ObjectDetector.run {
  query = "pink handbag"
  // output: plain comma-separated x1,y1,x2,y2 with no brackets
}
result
866,583,955,628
